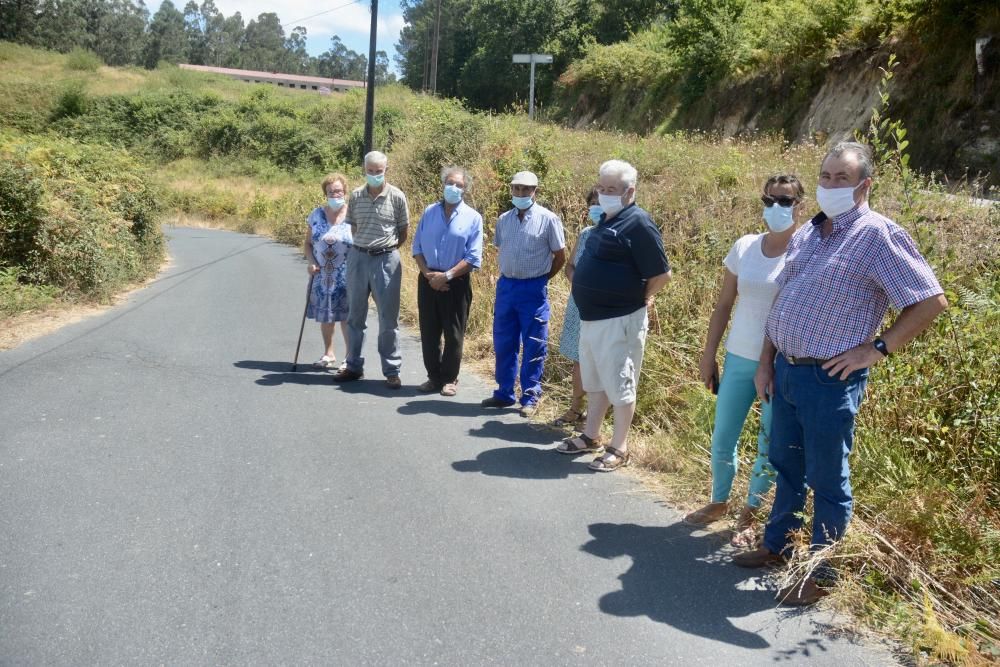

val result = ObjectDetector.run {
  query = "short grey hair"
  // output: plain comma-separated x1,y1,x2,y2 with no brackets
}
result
440,165,472,189
598,159,638,189
824,142,873,180
364,150,388,168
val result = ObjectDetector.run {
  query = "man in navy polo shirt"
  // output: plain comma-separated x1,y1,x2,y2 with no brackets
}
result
559,160,671,471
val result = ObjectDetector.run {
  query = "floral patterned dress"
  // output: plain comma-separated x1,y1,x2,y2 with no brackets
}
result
306,207,352,323
558,225,595,361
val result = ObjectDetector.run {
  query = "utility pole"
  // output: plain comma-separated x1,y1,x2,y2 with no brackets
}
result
363,0,378,161
429,0,442,94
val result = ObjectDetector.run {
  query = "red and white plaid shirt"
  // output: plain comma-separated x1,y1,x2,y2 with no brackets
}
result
766,204,943,359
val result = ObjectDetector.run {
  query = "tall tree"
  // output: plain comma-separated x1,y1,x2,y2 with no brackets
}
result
0,0,38,42
375,50,395,84
282,25,311,74
32,0,90,51
316,35,367,80
182,0,207,64
95,0,148,65
238,12,284,71
216,9,244,67
143,0,186,67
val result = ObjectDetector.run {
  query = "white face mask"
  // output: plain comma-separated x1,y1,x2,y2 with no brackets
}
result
598,193,624,217
815,182,865,218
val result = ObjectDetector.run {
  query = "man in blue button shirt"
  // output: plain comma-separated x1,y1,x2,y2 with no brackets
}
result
412,166,484,397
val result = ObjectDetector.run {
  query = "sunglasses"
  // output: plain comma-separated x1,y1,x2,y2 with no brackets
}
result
761,194,799,207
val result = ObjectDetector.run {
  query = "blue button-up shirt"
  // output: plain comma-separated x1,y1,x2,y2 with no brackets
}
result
494,203,565,279
411,200,484,271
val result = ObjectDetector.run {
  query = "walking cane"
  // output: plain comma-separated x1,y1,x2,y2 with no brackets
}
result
291,276,312,372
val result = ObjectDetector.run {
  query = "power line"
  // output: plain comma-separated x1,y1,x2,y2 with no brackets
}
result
281,0,364,29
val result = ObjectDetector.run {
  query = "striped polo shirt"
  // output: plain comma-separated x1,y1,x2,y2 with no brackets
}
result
494,203,566,279
345,183,409,251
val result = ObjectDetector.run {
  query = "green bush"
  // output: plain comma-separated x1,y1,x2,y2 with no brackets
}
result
0,132,163,301
51,81,89,120
0,267,59,315
64,48,102,72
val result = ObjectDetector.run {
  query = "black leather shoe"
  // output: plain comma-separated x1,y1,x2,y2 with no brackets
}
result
481,397,516,408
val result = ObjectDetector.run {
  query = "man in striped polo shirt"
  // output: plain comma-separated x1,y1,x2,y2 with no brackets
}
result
334,151,410,389
481,171,566,417
732,142,947,605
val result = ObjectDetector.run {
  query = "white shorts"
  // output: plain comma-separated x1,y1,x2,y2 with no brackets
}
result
578,307,648,406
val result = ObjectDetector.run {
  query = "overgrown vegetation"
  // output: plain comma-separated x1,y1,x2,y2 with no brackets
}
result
1,44,996,662
555,0,1000,186
0,132,163,301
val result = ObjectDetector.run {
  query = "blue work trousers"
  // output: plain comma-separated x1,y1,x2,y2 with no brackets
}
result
491,275,550,406
762,354,869,556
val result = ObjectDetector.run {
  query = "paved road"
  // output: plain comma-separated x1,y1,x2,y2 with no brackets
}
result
0,227,895,665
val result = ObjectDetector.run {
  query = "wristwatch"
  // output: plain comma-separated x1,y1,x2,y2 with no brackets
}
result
445,270,454,281
873,337,890,357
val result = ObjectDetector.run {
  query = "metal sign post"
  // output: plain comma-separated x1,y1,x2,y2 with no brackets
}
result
512,53,553,120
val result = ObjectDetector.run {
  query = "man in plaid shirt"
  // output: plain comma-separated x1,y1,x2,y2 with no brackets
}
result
732,142,948,605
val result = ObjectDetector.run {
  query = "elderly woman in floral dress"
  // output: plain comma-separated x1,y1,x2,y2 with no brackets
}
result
304,173,353,369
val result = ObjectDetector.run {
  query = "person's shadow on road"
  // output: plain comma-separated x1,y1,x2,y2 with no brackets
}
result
582,521,782,651
397,398,488,418
233,360,333,386
448,411,574,477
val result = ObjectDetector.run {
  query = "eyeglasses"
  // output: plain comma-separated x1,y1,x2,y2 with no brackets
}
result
761,194,799,207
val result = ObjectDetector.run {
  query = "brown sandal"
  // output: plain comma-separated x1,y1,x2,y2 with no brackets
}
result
589,446,630,472
552,407,586,427
556,433,603,455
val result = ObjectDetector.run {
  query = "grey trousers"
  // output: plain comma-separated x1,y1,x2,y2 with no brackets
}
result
345,247,402,377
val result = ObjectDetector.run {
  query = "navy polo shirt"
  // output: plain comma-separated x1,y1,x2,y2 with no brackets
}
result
572,203,670,321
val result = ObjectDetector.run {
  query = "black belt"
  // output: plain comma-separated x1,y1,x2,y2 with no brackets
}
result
353,245,397,256
783,354,829,366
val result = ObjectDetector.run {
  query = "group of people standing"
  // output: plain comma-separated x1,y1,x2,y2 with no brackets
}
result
302,143,947,606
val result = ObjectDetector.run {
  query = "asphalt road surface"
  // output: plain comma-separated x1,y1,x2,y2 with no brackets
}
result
0,227,896,665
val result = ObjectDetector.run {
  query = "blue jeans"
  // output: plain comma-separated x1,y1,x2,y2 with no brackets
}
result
345,248,402,378
710,352,774,508
492,275,550,406
762,354,869,556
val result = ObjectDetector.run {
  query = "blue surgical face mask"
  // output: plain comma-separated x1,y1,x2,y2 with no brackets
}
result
512,195,533,210
762,203,795,232
366,173,385,188
443,184,464,204
327,197,345,210
588,205,603,223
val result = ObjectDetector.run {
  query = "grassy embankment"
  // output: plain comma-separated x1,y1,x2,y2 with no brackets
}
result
1,42,997,663
553,0,1000,188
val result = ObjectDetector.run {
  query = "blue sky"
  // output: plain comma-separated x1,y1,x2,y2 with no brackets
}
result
146,0,407,73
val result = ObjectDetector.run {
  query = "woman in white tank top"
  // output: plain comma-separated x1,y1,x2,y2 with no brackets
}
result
683,175,807,547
